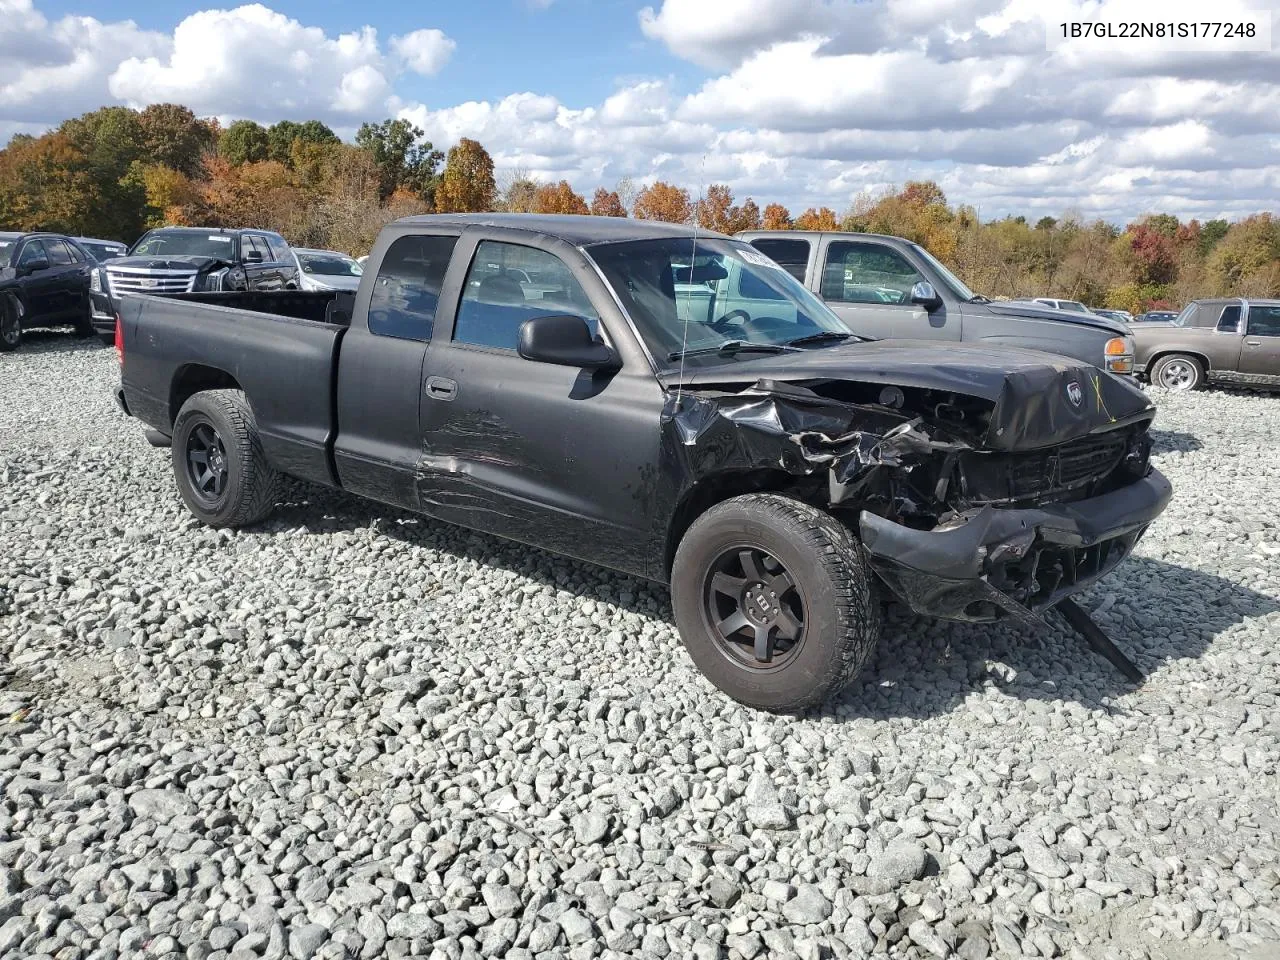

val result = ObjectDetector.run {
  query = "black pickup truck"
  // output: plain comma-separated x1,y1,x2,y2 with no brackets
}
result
116,214,1171,711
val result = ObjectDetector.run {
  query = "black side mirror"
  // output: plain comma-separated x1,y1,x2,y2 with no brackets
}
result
244,250,264,263
909,281,942,310
20,258,50,276
518,315,619,369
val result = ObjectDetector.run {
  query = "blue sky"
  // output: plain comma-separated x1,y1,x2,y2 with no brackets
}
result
36,0,702,108
4,0,1279,221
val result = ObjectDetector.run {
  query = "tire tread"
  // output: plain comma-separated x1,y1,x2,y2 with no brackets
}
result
675,492,881,712
173,389,280,527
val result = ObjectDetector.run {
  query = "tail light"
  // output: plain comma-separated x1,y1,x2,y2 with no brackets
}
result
115,314,124,365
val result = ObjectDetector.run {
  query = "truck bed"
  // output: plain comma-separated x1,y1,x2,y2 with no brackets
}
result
118,290,354,488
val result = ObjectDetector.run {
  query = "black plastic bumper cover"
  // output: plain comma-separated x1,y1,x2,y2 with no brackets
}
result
859,469,1172,622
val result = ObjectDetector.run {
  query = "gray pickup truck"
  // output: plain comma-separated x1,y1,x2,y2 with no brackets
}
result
1132,297,1280,391
737,230,1135,376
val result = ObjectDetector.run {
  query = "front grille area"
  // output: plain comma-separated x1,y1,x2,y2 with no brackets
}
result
961,429,1137,505
105,267,197,295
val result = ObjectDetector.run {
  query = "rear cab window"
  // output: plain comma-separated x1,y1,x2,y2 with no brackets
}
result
368,234,459,342
747,238,811,282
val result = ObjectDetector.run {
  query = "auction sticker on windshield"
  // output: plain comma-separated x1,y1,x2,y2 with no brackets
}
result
738,247,784,270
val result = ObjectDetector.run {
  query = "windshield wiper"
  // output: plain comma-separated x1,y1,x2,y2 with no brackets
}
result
785,331,856,347
968,295,992,303
667,340,799,362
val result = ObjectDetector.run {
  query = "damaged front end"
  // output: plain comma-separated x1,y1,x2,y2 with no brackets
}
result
664,361,1170,626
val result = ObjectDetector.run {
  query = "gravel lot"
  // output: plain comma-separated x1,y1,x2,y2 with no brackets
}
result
2,332,1278,960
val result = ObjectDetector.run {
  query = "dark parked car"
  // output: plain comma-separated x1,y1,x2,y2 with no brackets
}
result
116,214,1169,711
91,227,299,343
1133,310,1178,323
75,237,128,262
1133,298,1280,391
736,231,1136,376
0,232,96,352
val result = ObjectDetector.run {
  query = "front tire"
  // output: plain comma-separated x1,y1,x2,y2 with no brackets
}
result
73,295,95,338
671,493,881,713
0,298,21,352
171,389,280,528
1150,353,1203,392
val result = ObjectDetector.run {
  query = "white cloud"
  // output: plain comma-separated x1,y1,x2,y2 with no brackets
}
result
391,28,455,77
0,0,1276,223
0,0,167,121
109,5,402,120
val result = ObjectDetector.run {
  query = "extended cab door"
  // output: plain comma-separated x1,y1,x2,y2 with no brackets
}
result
334,230,462,508
814,236,958,341
417,228,667,579
1240,303,1280,381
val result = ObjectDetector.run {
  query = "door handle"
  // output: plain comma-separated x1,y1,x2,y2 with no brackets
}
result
425,376,457,401
1245,340,1261,346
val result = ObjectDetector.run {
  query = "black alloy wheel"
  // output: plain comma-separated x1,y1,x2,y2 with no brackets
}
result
184,421,230,507
704,546,806,668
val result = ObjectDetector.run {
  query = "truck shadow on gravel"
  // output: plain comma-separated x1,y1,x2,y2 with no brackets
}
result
265,481,1276,720
828,555,1278,720
5,329,110,354
1148,428,1202,454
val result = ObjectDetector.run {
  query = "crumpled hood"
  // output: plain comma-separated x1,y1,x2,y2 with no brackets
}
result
984,301,1129,334
667,340,1154,451
106,256,227,272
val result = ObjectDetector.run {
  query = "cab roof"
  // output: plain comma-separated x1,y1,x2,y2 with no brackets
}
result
394,213,734,246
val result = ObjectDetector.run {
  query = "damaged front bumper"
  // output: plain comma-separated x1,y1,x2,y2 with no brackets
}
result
859,469,1172,624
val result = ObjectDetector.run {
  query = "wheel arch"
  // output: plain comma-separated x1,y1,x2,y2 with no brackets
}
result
170,365,243,425
663,468,812,581
1147,347,1212,377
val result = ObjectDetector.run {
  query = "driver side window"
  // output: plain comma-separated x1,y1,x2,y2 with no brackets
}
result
17,240,46,266
821,242,924,305
455,241,599,351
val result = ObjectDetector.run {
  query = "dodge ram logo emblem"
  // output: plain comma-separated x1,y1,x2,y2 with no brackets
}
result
1067,381,1083,407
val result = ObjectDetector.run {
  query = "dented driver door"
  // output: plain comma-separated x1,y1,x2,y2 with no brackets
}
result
416,228,668,579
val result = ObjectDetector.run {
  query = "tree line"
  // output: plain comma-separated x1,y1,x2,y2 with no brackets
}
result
1,103,1276,310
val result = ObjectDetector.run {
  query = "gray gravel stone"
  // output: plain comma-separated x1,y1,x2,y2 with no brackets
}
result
3,342,1280,960
869,840,928,884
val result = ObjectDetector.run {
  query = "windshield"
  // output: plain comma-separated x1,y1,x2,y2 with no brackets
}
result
298,252,363,277
81,241,124,261
909,243,976,301
130,230,236,259
298,253,362,277
1172,304,1196,327
587,238,851,363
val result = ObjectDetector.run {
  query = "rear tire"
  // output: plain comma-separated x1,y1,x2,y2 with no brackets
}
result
671,493,881,713
0,298,21,352
171,389,280,528
1150,353,1203,392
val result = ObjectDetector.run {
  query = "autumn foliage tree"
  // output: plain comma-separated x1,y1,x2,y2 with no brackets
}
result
589,188,627,217
633,181,691,223
794,207,838,231
762,203,792,230
695,184,762,234
532,180,588,215
434,138,496,213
